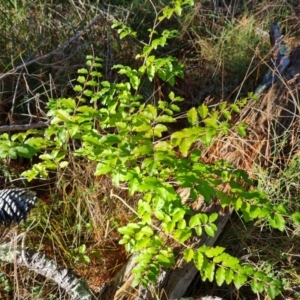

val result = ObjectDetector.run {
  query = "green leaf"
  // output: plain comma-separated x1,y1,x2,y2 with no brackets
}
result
174,4,182,15
95,162,112,175
189,214,201,227
198,104,208,119
78,68,88,74
208,213,218,223
194,225,202,236
132,145,153,156
225,268,234,285
292,212,300,224
135,237,152,250
203,118,218,128
233,270,248,289
216,267,226,286
129,177,140,196
183,248,194,262
236,122,247,137
177,219,186,229
204,225,215,237
205,246,225,258
172,208,186,222
156,251,175,268
222,110,231,120
154,210,165,221
62,98,76,108
59,161,69,168
179,138,193,157
190,188,198,201
267,282,281,299
174,227,192,243
187,107,198,126
163,220,176,233
205,262,215,282
170,104,180,112
118,226,135,236
132,275,142,288
155,115,176,123
74,85,83,92
56,109,71,122
194,251,204,270
86,80,98,86
138,200,152,217
274,214,285,232
147,64,155,81
250,279,264,293
199,213,208,223
230,104,240,113
196,180,215,202
222,255,239,268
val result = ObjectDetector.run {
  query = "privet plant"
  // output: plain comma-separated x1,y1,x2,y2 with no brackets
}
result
1,1,299,298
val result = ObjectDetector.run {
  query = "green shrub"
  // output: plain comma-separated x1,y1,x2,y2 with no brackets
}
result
1,1,299,298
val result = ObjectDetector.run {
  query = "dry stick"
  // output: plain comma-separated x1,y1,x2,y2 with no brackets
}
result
0,122,49,133
0,240,93,300
0,16,101,81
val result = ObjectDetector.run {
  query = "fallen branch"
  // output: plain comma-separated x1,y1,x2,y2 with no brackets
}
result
0,122,49,133
0,240,93,300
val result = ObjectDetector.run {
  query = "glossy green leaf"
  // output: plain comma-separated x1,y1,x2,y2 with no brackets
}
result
236,122,247,137
154,210,165,221
230,104,240,112
56,110,71,122
205,246,225,258
179,138,193,157
195,225,202,236
203,118,218,128
205,262,215,282
208,213,218,223
250,279,263,293
78,68,88,74
156,252,175,268
147,64,155,81
267,283,281,299
204,225,215,237
183,248,194,262
222,255,239,268
233,271,247,289
216,267,226,286
173,227,192,242
155,115,176,123
222,110,231,120
198,104,208,119
187,107,198,125
274,214,285,232
95,162,112,175
292,212,300,224
189,214,201,227
225,268,234,285
194,251,204,270
74,85,83,92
